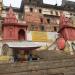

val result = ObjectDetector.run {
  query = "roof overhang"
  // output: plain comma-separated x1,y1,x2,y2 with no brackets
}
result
3,41,41,50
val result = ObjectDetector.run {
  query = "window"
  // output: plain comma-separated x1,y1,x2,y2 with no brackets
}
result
40,25,45,31
70,13,72,15
30,8,33,12
40,18,43,23
31,25,38,31
55,11,58,16
35,26,38,31
50,10,53,14
31,25,35,30
39,9,42,13
54,27,59,32
54,27,57,31
47,18,50,24
18,13,23,20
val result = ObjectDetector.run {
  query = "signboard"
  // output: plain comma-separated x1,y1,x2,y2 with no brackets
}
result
32,31,48,42
0,56,10,61
27,31,58,42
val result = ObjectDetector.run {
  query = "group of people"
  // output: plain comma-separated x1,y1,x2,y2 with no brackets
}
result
13,53,39,62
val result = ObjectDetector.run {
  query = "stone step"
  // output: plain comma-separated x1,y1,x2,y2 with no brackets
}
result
33,50,75,60
0,50,75,75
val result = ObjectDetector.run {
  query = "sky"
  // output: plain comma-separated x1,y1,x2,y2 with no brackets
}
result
43,0,75,6
3,0,75,8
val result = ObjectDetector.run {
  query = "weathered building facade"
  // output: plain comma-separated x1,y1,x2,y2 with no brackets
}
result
21,0,60,32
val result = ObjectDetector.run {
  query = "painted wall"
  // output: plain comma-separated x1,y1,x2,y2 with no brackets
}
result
3,25,26,40
26,31,58,42
60,28,75,41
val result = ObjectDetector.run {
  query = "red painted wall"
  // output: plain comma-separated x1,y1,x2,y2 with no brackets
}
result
3,24,26,41
60,28,75,41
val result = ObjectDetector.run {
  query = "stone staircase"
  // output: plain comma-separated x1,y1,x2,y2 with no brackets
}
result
33,50,75,60
0,50,75,75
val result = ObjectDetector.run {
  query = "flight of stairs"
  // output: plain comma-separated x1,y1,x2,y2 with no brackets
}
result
0,50,75,75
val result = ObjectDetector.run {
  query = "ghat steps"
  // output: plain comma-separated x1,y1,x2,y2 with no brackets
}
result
0,50,75,75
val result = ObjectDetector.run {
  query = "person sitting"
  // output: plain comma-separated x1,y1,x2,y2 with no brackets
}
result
28,54,33,61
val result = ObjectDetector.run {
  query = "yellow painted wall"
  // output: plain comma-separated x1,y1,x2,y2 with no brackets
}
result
32,31,48,42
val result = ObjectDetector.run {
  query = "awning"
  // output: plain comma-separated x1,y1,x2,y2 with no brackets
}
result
3,41,41,50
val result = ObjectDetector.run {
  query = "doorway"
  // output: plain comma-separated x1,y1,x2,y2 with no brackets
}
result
18,29,25,40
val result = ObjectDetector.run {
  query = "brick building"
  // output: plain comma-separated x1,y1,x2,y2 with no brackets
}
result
20,0,60,32
20,0,75,32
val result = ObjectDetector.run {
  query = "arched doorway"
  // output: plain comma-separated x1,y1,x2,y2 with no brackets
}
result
2,44,13,56
2,44,9,55
18,29,25,40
